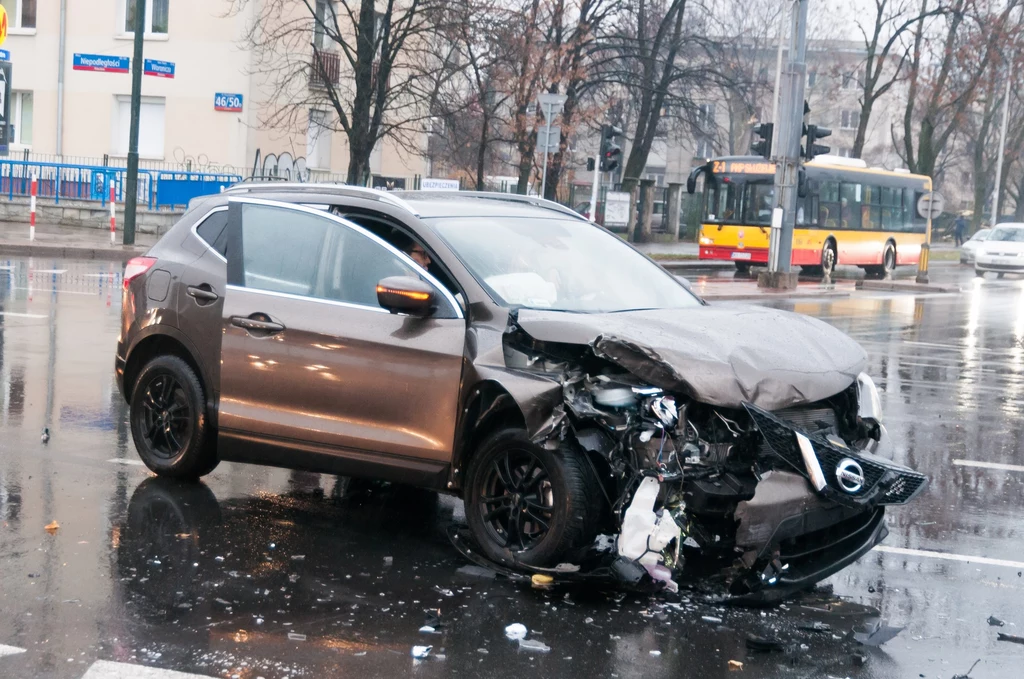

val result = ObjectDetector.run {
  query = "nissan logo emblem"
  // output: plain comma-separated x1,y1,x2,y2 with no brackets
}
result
836,458,865,493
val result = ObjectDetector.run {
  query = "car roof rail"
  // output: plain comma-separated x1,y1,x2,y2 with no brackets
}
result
222,182,420,216
449,192,587,220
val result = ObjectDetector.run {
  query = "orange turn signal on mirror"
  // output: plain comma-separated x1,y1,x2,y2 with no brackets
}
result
376,285,430,301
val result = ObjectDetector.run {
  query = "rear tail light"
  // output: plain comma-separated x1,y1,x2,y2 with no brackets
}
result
124,257,157,290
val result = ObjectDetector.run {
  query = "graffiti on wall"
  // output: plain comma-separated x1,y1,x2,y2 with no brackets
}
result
251,149,310,182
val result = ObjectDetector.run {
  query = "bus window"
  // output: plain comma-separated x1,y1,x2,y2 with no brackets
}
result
840,183,861,229
881,186,898,230
705,181,742,222
741,183,775,225
862,185,881,230
909,189,926,233
819,181,840,228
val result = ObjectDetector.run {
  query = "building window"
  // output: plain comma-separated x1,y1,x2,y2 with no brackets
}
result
124,0,169,35
807,70,817,88
307,109,331,169
113,96,166,158
840,109,860,130
695,138,714,159
11,91,32,146
841,72,861,90
0,0,36,29
313,0,332,49
837,147,852,158
697,104,715,129
961,171,971,184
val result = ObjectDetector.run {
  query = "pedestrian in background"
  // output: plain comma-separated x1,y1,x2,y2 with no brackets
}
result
954,213,968,247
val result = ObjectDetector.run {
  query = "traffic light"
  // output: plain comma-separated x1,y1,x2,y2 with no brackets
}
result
599,125,623,172
586,157,596,172
803,124,832,161
751,122,774,159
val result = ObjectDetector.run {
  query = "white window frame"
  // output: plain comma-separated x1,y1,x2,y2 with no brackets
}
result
695,138,713,159
307,109,331,170
10,91,32,149
119,0,170,39
840,110,860,131
111,95,167,160
1,0,36,33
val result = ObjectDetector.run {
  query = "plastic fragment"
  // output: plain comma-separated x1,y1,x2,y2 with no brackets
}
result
435,587,454,597
988,615,1005,627
233,630,249,643
287,632,307,641
518,639,551,653
531,573,554,587
411,645,432,659
746,634,785,652
649,650,661,657
290,555,305,561
853,618,904,647
852,653,867,667
384,556,394,567
728,659,743,670
419,626,436,634
798,621,832,633
505,623,528,640
44,521,60,535
455,565,496,580
997,632,1024,645
702,616,723,624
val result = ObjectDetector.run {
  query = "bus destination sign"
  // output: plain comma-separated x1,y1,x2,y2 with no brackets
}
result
711,160,776,175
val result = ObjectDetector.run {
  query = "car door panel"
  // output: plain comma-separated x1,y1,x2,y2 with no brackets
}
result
216,199,466,472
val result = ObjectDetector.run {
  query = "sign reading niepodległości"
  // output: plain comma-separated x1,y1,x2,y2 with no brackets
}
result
73,53,130,73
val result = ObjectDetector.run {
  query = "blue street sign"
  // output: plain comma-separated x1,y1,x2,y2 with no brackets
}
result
214,93,244,112
0,49,10,61
73,53,130,73
143,59,175,78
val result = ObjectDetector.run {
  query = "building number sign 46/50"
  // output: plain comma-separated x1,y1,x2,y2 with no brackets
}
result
214,93,243,112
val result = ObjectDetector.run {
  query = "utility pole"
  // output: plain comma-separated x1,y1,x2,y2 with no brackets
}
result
123,0,147,246
992,48,1015,228
538,92,567,200
759,0,808,290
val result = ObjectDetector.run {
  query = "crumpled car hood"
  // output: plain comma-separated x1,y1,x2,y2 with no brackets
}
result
515,306,867,410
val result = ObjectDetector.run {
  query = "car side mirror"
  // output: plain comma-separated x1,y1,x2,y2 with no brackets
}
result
376,276,436,317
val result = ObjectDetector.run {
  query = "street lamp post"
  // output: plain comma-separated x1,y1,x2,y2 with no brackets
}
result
123,0,147,246
538,92,567,200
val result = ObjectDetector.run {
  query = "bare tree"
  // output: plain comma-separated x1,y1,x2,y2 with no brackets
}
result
234,0,452,185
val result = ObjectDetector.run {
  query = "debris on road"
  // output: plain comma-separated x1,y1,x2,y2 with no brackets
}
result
987,616,1005,627
851,653,867,667
518,639,551,653
728,659,744,670
531,573,554,588
853,618,904,646
411,645,432,659
798,621,832,633
504,623,528,641
952,658,981,678
44,521,60,535
419,626,436,634
746,634,785,652
455,564,497,580
287,632,306,642
649,650,662,656
997,632,1024,645
702,616,723,624
41,428,50,444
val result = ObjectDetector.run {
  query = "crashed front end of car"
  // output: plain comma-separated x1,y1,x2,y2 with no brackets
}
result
492,305,927,601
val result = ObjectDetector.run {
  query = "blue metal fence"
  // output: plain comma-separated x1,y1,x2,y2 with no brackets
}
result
0,159,241,210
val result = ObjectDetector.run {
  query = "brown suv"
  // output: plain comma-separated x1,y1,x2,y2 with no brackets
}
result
116,185,926,599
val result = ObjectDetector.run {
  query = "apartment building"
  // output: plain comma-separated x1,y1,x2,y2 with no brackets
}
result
0,0,426,180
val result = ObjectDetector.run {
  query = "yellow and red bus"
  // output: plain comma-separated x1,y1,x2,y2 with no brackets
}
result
687,155,932,275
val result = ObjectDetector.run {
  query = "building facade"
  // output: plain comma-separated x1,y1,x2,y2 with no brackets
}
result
1,0,427,181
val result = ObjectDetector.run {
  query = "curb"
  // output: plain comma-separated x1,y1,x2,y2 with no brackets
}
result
856,280,960,293
702,290,852,302
0,242,148,262
660,261,734,272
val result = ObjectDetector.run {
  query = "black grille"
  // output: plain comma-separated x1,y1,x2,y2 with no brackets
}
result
744,403,928,507
774,406,837,434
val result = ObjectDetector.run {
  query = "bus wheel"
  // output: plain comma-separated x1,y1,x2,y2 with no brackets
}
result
821,242,837,278
735,262,751,275
867,243,896,278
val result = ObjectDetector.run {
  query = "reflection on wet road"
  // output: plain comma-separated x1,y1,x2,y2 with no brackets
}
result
1,257,1023,678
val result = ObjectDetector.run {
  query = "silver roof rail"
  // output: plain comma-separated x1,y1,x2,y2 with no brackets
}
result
223,182,420,216
447,192,586,220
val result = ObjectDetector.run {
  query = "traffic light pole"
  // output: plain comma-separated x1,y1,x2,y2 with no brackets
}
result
760,0,809,291
588,157,600,221
123,0,147,246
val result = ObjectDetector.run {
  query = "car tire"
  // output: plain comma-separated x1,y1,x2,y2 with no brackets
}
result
734,261,751,275
129,355,218,479
976,269,985,278
464,428,600,568
997,272,1005,279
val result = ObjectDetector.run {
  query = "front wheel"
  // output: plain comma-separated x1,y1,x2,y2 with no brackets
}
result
129,355,217,479
976,269,986,278
464,429,600,568
821,242,838,278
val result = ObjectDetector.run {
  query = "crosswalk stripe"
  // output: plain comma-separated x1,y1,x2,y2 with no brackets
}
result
953,458,1024,473
82,660,217,679
0,644,26,657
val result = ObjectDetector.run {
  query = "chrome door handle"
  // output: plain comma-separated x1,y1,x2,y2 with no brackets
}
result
230,315,285,334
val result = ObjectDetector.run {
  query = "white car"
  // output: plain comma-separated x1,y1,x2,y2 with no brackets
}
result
960,228,990,264
975,224,1024,278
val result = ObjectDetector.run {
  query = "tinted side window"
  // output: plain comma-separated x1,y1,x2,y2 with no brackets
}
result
241,204,329,297
195,209,229,257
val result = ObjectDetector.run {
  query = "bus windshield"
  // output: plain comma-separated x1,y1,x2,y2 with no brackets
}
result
704,176,775,226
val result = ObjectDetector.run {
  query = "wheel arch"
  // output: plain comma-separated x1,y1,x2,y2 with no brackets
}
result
123,329,211,416
451,380,527,493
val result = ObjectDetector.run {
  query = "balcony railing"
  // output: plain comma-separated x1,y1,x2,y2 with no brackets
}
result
311,50,341,89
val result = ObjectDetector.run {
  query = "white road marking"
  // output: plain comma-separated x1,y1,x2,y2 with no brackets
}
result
13,286,97,296
31,269,68,275
874,545,1024,569
82,660,217,679
953,459,1024,473
107,458,146,466
0,312,47,319
0,644,26,657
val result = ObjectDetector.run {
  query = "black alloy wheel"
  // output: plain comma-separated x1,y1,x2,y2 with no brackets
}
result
478,448,555,552
139,373,193,459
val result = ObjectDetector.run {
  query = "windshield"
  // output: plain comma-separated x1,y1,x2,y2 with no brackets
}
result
988,227,1024,242
705,177,775,225
971,229,990,241
428,216,700,312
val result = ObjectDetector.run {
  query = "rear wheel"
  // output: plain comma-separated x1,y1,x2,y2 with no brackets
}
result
130,356,217,479
821,242,838,278
866,242,896,278
464,428,599,568
734,261,751,275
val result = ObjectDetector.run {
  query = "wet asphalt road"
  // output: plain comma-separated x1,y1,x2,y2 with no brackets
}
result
1,257,1023,679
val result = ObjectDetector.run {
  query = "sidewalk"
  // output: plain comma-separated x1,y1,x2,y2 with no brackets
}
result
0,221,156,261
